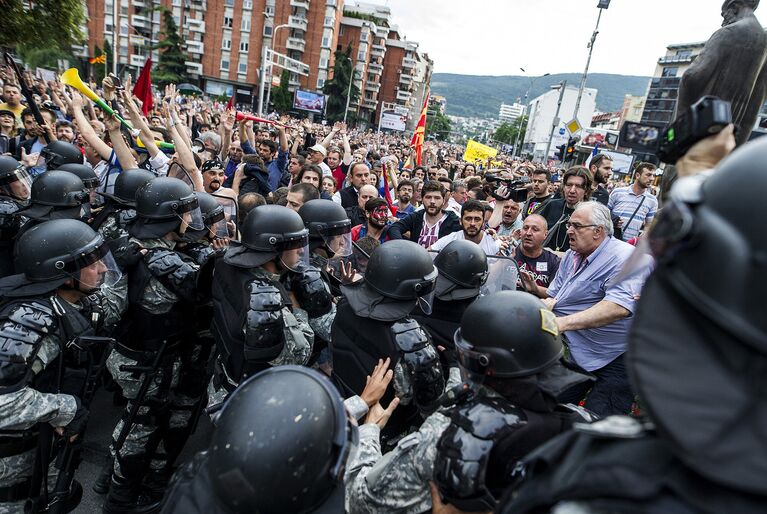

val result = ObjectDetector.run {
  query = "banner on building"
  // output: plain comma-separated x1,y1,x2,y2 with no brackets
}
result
585,150,634,175
463,140,498,163
380,112,407,132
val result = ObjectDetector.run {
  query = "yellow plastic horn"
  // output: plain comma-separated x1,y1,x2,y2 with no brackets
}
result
60,68,100,103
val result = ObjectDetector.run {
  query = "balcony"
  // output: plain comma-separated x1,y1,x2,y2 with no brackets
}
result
370,46,385,59
288,15,308,31
399,73,412,84
362,98,378,110
368,62,383,75
402,57,416,68
185,61,203,75
396,90,411,102
131,14,151,29
188,19,205,32
365,81,380,93
658,54,696,65
286,37,306,52
289,75,302,87
187,40,204,55
290,0,310,9
133,0,146,7
130,54,147,67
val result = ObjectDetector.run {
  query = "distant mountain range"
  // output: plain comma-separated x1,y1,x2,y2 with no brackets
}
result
431,73,652,119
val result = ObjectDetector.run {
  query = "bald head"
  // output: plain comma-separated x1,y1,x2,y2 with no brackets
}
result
520,214,549,256
358,184,379,209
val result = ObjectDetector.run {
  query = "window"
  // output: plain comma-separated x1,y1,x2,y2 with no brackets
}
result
223,16,233,28
361,31,369,42
238,62,247,74
224,0,234,6
323,37,332,48
317,78,325,89
324,16,334,26
264,5,274,15
240,41,249,52
105,23,114,33
220,59,230,71
264,24,273,36
357,50,366,61
676,49,692,58
319,56,328,68
120,23,129,35
241,18,251,31
172,0,181,5
120,5,128,15
222,38,231,50
662,67,678,77
105,3,113,14
243,0,252,9
339,26,344,36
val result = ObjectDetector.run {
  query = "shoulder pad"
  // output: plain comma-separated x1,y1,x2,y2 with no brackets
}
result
243,278,285,363
449,395,526,438
573,415,648,439
2,301,57,335
144,248,200,300
182,243,216,266
0,199,20,216
118,209,137,226
144,248,194,275
247,278,284,311
391,318,430,353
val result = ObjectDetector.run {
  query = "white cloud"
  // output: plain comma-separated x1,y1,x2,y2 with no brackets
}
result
368,0,731,76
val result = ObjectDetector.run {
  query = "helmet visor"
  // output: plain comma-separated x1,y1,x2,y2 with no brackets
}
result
64,242,123,292
211,193,238,238
0,165,33,202
323,232,353,257
279,243,310,273
480,256,519,296
176,196,205,232
453,330,491,380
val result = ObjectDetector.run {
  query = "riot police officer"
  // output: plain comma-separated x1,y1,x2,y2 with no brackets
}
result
208,204,319,411
497,134,767,514
413,239,487,371
103,177,213,514
0,156,32,277
332,239,445,445
178,191,229,264
16,170,90,236
57,162,100,206
344,291,595,514
93,168,156,243
161,366,358,514
38,140,84,170
0,219,122,513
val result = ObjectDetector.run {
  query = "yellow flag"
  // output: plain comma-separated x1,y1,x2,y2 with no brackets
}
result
462,140,498,163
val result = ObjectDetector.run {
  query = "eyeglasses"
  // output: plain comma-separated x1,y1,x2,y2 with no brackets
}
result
564,183,586,190
565,222,598,230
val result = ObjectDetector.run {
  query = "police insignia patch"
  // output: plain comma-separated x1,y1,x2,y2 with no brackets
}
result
540,308,559,337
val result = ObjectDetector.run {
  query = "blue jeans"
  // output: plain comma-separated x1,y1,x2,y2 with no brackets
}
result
557,354,634,418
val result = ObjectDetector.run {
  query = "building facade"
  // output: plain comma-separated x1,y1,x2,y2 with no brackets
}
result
640,41,705,125
498,103,524,123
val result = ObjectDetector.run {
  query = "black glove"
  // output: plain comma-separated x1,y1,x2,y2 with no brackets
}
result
283,265,333,318
62,399,89,438
113,241,144,270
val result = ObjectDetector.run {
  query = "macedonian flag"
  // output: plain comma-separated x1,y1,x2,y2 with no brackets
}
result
410,92,429,167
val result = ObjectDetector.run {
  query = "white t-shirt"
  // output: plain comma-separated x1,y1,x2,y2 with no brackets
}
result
430,230,500,256
445,197,462,217
318,162,332,177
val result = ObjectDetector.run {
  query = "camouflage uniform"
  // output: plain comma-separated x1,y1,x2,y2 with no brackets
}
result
96,209,134,243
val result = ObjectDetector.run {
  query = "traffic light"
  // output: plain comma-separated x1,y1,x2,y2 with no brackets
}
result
554,144,566,161
565,137,578,160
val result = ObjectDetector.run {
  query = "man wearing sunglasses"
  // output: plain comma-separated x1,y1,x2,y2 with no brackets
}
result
543,201,650,418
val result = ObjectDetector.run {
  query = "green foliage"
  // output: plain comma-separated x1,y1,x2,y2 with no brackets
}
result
272,69,293,114
152,7,189,87
431,73,651,118
16,43,77,71
426,110,452,141
323,45,360,123
1,0,85,50
493,116,527,145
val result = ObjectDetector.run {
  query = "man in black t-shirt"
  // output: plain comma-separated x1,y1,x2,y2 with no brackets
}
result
516,214,561,298
522,168,553,219
537,167,592,252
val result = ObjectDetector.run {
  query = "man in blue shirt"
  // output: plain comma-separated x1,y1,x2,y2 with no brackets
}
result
608,162,658,241
545,201,652,417
242,124,289,191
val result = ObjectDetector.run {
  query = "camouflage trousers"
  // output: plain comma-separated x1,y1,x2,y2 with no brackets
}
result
0,442,59,513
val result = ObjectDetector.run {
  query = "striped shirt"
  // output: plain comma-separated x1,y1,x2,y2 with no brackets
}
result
608,186,658,241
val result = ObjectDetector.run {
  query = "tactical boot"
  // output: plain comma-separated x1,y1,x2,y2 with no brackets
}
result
141,468,173,503
102,478,161,514
93,456,114,494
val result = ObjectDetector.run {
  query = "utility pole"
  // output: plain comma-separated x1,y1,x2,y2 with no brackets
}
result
544,80,567,163
573,1,610,123
112,0,118,76
513,69,550,159
343,57,356,124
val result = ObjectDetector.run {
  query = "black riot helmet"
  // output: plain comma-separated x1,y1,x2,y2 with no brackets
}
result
17,170,89,221
57,163,100,190
433,239,488,301
224,204,308,268
2,219,121,297
628,135,767,496
298,199,352,256
40,140,83,169
98,168,156,208
129,177,204,239
186,191,227,240
208,366,357,514
0,155,33,202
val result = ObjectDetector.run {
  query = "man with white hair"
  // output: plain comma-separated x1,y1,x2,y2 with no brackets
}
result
543,201,651,417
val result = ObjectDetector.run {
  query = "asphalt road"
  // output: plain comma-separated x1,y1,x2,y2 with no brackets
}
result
74,389,213,513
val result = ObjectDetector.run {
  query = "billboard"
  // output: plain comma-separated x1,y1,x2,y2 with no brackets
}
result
585,150,635,175
293,90,326,113
380,112,407,132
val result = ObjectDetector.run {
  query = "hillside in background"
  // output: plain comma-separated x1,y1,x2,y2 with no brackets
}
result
431,73,651,118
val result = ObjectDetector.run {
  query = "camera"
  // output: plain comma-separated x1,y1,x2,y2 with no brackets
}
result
485,174,530,203
619,96,733,164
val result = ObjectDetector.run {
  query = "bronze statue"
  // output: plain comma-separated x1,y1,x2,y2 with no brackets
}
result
662,0,766,198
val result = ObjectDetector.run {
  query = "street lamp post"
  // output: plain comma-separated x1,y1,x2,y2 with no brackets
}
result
573,1,610,123
258,13,289,116
343,58,357,124
543,80,567,164
264,23,290,112
513,68,550,159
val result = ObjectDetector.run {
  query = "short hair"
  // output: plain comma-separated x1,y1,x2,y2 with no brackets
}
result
466,177,482,190
437,177,452,188
576,201,614,237
413,166,426,174
460,199,484,217
633,161,657,176
422,180,445,197
150,126,171,143
238,192,266,221
289,154,306,166
531,168,551,181
257,138,277,153
289,182,320,203
589,154,613,170
3,83,19,91
297,164,323,183
198,131,222,151
451,179,467,192
397,179,414,192
355,235,380,258
271,186,289,205
364,197,388,213
562,166,593,196
242,154,265,167
349,162,370,176
327,147,342,157
470,186,487,201
55,119,74,130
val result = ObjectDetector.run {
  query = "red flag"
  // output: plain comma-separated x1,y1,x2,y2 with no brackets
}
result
382,162,397,216
410,92,429,166
226,91,235,111
132,58,153,116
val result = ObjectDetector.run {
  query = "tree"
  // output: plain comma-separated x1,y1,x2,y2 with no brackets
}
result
493,115,528,149
1,0,85,50
426,110,452,141
323,45,359,123
152,7,189,87
271,69,293,114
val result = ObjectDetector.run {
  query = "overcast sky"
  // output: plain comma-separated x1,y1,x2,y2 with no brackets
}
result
370,0,736,77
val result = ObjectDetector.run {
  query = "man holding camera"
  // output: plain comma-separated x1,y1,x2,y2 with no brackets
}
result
608,162,658,242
